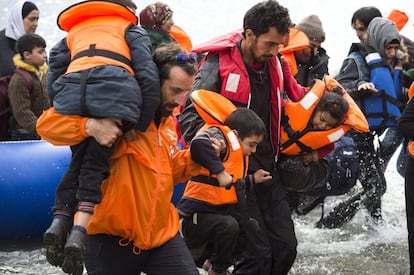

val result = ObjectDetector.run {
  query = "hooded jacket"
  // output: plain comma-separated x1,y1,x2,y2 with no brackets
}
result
335,18,404,130
8,54,49,135
36,107,201,250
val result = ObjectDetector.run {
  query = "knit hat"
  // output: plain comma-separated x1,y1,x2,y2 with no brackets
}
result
296,15,325,43
21,1,38,19
139,2,173,29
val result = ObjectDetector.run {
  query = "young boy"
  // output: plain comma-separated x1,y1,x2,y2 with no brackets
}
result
8,33,50,140
177,90,272,275
43,0,160,274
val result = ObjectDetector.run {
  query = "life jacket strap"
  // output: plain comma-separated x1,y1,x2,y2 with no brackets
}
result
72,44,133,70
190,175,220,186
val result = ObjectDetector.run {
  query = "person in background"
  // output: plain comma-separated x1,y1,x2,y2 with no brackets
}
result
0,1,40,140
139,2,175,52
179,1,308,274
8,33,49,141
398,83,414,275
351,6,382,43
0,1,39,78
177,90,270,275
291,14,329,87
41,0,160,274
37,42,201,275
331,17,408,227
350,6,413,177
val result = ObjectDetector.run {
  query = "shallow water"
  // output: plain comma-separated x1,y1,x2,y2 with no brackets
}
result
0,154,409,274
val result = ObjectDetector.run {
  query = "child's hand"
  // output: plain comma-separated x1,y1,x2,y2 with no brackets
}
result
210,137,226,157
301,151,318,165
124,129,136,141
216,170,233,187
254,169,272,184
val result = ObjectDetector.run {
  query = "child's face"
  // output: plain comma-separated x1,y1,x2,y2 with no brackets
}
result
25,46,47,67
240,134,264,156
312,110,339,130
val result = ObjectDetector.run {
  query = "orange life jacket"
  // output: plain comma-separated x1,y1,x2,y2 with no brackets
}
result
183,124,246,205
280,76,369,155
182,90,246,205
58,1,137,75
386,9,408,31
279,28,310,76
169,25,193,53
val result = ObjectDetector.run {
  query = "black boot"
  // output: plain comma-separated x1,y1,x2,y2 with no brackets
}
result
62,226,86,275
43,217,70,267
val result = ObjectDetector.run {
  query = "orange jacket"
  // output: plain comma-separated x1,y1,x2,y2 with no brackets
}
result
58,1,136,75
280,76,369,155
36,108,201,250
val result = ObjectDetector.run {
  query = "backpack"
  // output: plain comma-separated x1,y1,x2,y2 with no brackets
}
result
304,135,360,197
0,69,34,140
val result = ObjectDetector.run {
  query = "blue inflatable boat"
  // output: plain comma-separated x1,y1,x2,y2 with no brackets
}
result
0,140,71,240
0,140,184,240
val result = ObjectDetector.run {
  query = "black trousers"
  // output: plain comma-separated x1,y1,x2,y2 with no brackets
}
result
233,180,297,275
405,155,414,275
53,137,114,214
84,234,199,275
181,212,239,273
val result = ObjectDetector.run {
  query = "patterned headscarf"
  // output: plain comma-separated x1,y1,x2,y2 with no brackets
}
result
139,2,173,29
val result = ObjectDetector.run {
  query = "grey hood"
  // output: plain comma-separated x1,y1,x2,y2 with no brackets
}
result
367,17,400,57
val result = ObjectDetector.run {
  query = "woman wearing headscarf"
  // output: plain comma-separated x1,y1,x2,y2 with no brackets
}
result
0,1,39,77
139,2,175,52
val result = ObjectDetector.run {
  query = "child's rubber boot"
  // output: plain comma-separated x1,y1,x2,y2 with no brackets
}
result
62,226,86,275
43,217,70,267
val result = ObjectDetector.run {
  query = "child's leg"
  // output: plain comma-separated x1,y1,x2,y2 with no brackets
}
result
62,137,115,275
44,140,88,268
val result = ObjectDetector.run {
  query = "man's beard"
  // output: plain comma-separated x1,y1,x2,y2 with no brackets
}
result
156,103,178,118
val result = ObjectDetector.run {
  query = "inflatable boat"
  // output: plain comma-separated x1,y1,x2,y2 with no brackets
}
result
0,140,71,240
0,140,184,240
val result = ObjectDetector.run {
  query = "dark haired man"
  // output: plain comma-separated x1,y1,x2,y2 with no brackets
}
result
179,1,308,274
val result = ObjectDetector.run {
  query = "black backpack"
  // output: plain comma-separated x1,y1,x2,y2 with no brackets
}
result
304,135,360,197
0,69,33,140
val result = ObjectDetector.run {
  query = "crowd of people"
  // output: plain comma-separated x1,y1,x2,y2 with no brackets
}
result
2,0,414,274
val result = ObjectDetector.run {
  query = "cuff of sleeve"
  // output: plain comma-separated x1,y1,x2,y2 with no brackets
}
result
79,117,89,138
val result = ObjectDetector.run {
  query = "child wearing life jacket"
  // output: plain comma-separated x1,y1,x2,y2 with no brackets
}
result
42,1,160,275
177,90,271,275
279,87,351,192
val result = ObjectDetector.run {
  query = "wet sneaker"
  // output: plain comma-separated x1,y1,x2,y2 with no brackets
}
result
202,259,212,271
43,217,70,267
202,259,231,275
62,226,86,275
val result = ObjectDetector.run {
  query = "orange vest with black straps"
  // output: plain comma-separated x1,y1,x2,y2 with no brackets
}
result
183,123,247,205
58,1,137,75
280,76,369,155
182,89,246,205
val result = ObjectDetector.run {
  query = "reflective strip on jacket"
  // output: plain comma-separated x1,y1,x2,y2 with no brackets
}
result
280,77,369,155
